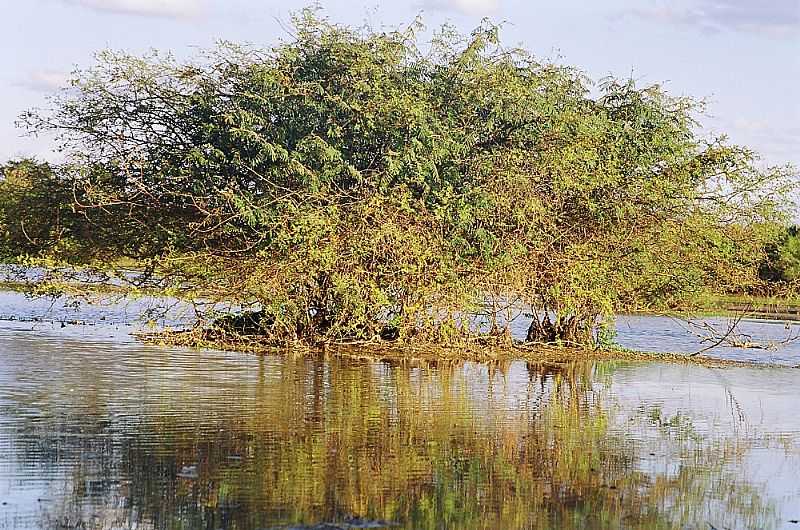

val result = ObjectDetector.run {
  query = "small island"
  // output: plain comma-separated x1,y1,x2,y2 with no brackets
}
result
2,12,797,358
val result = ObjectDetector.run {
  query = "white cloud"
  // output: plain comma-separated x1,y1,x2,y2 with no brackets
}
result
627,0,800,36
15,70,71,93
731,118,771,134
61,0,201,18
708,115,800,167
422,0,499,16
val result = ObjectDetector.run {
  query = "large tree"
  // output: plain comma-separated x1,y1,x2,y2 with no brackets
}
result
15,11,795,346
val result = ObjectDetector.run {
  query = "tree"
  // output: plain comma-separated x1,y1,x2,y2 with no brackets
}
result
15,10,795,346
758,225,800,284
0,159,77,260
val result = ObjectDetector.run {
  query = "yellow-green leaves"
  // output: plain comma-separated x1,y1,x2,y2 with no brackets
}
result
12,9,796,346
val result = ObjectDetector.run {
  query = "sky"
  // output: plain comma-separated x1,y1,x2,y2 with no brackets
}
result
1,0,799,168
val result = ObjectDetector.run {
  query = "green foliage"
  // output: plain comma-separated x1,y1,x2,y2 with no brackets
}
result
777,230,800,281
759,225,800,284
13,10,796,345
0,159,182,271
0,159,77,260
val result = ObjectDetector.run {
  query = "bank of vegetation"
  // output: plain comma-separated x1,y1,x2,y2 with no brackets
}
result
0,11,796,351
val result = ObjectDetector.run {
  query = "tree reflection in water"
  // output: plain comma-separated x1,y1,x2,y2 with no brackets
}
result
4,357,779,530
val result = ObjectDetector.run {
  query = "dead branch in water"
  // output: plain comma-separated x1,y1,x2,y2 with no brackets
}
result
685,312,800,356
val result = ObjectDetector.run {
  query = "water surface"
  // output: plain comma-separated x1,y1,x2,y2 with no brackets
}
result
0,291,799,529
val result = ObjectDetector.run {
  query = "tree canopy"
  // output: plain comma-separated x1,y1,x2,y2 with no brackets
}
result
9,10,795,346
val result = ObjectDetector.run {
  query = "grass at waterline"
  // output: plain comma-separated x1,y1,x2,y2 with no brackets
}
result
653,293,800,322
691,292,800,311
0,279,138,297
137,326,795,370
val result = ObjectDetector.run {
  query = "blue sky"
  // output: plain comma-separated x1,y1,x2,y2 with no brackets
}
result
2,0,798,168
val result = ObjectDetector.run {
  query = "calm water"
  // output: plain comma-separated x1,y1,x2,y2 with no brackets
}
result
1,291,799,529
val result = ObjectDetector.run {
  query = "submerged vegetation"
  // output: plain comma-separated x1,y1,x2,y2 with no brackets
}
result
1,10,796,349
